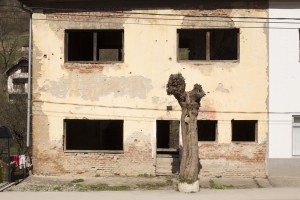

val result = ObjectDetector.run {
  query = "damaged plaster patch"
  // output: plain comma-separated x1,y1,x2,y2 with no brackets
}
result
181,15,234,27
125,131,151,151
43,73,153,100
125,131,149,144
152,96,160,104
216,83,229,93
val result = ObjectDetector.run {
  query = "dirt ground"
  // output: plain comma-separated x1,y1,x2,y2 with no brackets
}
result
4,175,178,192
2,174,274,192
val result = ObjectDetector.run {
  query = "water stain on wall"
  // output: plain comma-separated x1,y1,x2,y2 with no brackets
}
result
43,73,153,101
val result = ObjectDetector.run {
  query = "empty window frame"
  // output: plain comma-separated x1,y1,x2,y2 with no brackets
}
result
232,120,257,142
21,66,28,73
178,29,239,61
292,116,300,155
197,120,217,141
65,30,124,62
64,119,123,151
156,120,180,149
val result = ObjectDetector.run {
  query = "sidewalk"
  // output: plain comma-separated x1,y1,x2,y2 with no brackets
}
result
268,176,300,187
201,176,300,188
1,188,300,200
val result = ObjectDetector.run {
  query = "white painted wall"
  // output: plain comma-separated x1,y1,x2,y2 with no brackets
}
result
7,68,29,94
269,1,300,158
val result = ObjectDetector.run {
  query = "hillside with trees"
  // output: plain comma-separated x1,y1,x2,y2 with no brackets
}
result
0,0,29,72
0,0,30,154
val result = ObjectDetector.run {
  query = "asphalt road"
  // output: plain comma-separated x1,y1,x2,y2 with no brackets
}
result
1,188,300,200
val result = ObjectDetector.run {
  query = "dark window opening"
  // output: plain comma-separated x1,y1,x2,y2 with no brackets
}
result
68,31,93,61
197,120,217,141
13,84,25,90
97,31,123,61
156,120,179,149
232,120,257,142
178,29,239,61
21,66,28,73
12,79,26,84
66,30,123,62
65,119,123,151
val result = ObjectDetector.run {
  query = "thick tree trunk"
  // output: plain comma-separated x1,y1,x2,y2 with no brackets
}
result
179,94,200,181
167,74,205,182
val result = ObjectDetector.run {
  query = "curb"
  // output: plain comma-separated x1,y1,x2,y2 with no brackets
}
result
0,179,24,192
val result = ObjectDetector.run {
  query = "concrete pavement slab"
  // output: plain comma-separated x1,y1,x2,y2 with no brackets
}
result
269,177,300,188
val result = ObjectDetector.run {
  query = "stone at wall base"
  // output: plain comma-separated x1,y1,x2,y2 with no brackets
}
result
178,180,200,193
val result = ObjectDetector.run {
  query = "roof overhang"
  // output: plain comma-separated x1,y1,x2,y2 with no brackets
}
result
17,0,268,11
4,58,28,76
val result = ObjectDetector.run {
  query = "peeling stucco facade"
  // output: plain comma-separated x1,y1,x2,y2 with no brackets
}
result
30,0,268,177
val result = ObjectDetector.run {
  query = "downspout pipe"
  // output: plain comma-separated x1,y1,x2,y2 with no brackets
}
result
26,14,32,147
20,4,33,148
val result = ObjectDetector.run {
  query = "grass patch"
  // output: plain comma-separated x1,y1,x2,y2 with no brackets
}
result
178,177,198,184
136,179,174,190
165,178,173,185
136,182,168,190
138,173,154,177
209,180,233,190
75,183,130,191
53,186,62,191
71,178,84,183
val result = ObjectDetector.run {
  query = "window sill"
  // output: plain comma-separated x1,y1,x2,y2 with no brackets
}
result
64,62,124,71
232,141,257,144
65,60,124,64
64,150,124,154
177,60,239,64
157,148,179,152
65,61,124,64
198,141,217,143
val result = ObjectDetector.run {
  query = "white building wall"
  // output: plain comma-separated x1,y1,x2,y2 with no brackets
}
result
269,0,300,176
7,68,28,94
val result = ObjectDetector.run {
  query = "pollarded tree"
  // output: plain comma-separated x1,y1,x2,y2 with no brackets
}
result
166,73,205,183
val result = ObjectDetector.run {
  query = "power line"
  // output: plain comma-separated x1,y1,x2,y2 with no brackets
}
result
32,100,300,115
26,11,300,26
1,15,299,30
19,5,300,21
3,3,300,23
3,4,300,21
31,109,296,125
2,5,300,29
0,13,299,29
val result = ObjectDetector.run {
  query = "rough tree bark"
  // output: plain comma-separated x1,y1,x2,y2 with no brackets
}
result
167,73,205,182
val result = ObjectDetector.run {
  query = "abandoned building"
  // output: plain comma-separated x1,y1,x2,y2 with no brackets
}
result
5,57,29,99
19,0,268,177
